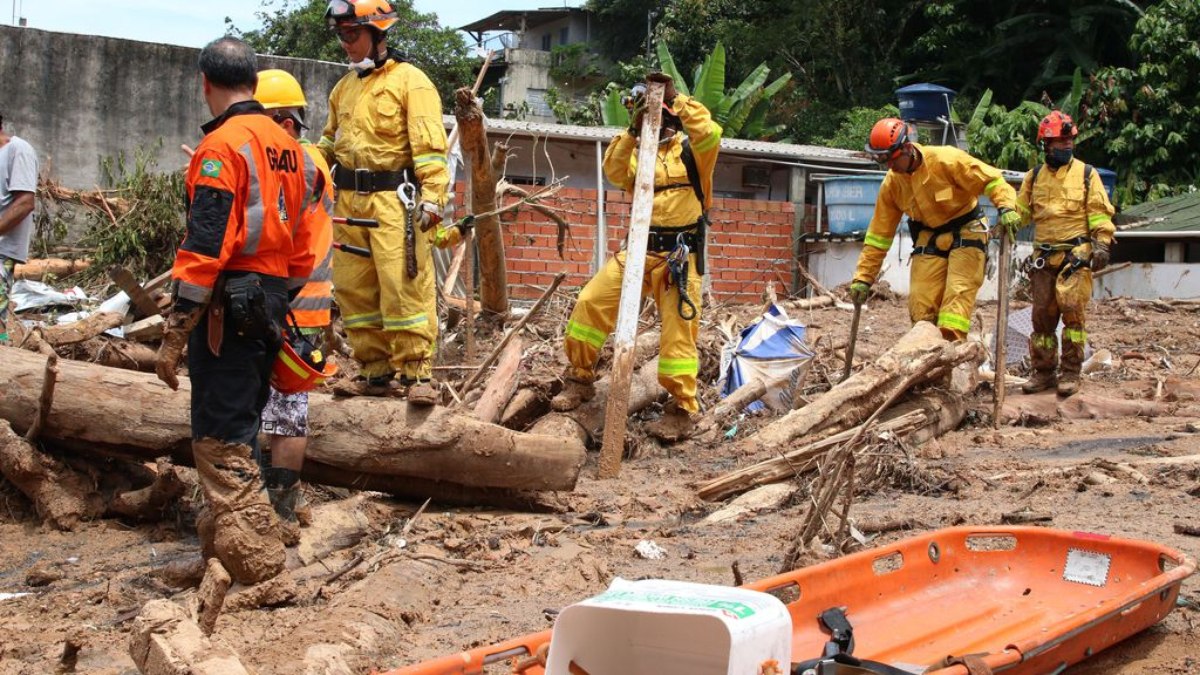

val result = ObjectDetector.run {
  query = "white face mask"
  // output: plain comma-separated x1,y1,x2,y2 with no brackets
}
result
349,57,375,73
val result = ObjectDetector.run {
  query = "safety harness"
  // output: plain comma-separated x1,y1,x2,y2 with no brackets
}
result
1028,163,1094,279
908,206,987,258
331,165,417,194
648,138,708,319
791,607,927,675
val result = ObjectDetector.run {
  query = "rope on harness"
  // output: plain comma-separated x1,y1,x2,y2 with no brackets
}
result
667,233,698,320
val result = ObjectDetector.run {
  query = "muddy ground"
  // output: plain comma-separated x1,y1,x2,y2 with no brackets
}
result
1,294,1197,674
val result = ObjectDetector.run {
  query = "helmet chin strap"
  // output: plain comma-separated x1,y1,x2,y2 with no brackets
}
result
351,31,391,76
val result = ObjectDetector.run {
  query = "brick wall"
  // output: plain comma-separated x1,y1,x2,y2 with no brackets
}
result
449,182,797,305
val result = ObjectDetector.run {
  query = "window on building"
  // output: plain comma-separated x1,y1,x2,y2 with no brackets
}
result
541,33,551,51
525,89,554,118
560,27,569,45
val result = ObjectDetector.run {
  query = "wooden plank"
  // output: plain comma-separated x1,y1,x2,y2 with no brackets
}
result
993,227,1011,428
124,314,166,341
109,266,163,319
473,336,523,423
597,81,665,480
790,167,808,295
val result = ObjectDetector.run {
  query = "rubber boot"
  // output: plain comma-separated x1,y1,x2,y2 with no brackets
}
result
264,467,302,547
192,438,285,585
406,379,439,406
1058,336,1085,397
551,375,596,412
1023,332,1059,394
645,401,700,443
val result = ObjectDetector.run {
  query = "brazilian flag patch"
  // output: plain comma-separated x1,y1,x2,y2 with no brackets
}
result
200,159,223,178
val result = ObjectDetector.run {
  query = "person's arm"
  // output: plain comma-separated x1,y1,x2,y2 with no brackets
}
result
171,144,244,309
951,149,1018,212
287,150,324,296
318,79,342,168
852,174,904,285
673,94,722,209
1016,171,1034,225
0,191,33,235
602,132,637,191
405,71,449,209
1086,169,1116,246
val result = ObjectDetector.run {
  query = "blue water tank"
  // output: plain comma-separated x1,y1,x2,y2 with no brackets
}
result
824,175,884,234
1095,167,1117,203
896,84,956,122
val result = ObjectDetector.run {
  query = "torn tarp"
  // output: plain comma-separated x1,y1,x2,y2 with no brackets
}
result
717,304,815,413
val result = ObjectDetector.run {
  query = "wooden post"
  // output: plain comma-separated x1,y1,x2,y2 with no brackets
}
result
789,167,808,295
993,228,1011,428
597,82,664,480
454,88,508,316
109,266,163,319
464,231,477,360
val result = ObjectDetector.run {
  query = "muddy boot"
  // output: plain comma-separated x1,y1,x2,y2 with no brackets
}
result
1023,331,1059,394
1058,328,1085,397
264,468,302,547
331,373,395,397
645,401,700,444
1022,370,1057,394
551,376,596,411
192,438,285,585
406,379,439,406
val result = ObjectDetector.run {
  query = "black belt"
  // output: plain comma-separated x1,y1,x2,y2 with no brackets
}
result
332,165,415,193
909,206,986,258
647,226,701,253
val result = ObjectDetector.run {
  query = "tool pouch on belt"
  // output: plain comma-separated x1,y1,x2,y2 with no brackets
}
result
224,273,275,340
908,207,987,258
206,276,227,357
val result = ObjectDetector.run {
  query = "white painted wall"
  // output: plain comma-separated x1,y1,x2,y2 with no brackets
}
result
810,244,1200,301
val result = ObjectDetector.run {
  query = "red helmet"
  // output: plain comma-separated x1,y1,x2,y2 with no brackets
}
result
866,118,917,162
271,335,338,395
1037,110,1078,144
325,0,398,33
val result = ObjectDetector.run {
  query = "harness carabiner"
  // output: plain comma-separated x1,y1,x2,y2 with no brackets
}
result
667,234,698,321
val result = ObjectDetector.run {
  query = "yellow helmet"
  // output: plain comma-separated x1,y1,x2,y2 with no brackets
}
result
255,69,307,110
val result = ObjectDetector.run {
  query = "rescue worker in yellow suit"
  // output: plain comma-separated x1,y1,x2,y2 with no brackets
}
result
319,0,467,403
1010,111,1115,396
254,68,334,531
850,118,1020,341
551,73,721,442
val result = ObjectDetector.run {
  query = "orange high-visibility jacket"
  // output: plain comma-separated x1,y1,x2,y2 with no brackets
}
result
291,141,334,328
173,101,324,305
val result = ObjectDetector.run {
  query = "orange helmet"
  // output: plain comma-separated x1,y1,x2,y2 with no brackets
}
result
1037,110,1078,144
866,118,917,163
325,0,398,33
271,334,338,395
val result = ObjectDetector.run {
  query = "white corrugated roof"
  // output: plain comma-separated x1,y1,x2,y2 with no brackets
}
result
442,115,872,165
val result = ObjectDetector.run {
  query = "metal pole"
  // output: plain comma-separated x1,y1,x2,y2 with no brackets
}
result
595,140,606,274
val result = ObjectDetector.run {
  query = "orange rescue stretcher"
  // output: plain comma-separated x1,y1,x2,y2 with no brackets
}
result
381,526,1196,675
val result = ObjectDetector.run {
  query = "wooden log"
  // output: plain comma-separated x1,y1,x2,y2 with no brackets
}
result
454,87,508,316
998,391,1195,425
500,388,549,430
693,376,779,441
741,322,983,454
129,599,251,675
0,420,105,530
85,338,159,372
124,315,166,342
530,357,665,446
38,311,125,347
598,81,664,480
994,227,1011,428
25,351,58,442
474,336,523,423
13,258,91,279
698,390,966,502
109,266,164,319
0,346,587,497
109,458,190,521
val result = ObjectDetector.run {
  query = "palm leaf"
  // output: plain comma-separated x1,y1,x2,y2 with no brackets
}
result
695,42,727,111
726,88,766,138
601,88,629,127
968,89,994,132
655,42,690,96
761,72,792,99
729,63,770,107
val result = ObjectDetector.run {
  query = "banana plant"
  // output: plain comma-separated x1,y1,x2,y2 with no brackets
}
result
599,42,790,141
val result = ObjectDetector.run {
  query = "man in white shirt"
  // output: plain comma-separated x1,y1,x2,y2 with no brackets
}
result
0,112,39,343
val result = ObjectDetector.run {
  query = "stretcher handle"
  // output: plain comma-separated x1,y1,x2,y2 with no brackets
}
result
332,242,371,258
332,216,379,228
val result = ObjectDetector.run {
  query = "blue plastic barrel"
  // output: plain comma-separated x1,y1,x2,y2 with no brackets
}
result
896,84,956,122
824,176,884,234
1095,167,1117,202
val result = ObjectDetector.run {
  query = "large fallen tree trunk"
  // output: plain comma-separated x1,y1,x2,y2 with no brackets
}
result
698,389,967,501
0,346,586,500
999,390,1200,425
738,321,984,454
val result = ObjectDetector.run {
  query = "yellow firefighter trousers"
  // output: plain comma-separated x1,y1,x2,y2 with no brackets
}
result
909,222,989,341
332,194,436,381
1028,246,1093,376
564,251,703,413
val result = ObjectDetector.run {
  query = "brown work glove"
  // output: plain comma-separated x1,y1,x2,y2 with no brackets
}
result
156,306,204,390
646,72,678,107
1091,240,1110,272
416,201,442,232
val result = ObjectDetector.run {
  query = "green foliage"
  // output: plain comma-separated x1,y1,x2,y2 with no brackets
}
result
550,43,604,84
601,84,631,127
826,105,900,151
81,143,186,282
1084,0,1200,203
966,93,1047,171
546,87,604,127
233,0,473,106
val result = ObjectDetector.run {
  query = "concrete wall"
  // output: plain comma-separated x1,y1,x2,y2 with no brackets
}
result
0,26,346,189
